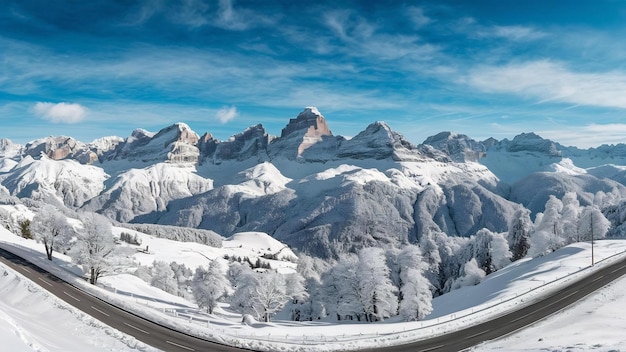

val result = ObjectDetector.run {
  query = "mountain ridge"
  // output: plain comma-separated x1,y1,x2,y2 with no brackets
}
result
2,107,626,259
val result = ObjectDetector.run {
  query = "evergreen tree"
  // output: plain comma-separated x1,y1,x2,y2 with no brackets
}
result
508,208,533,261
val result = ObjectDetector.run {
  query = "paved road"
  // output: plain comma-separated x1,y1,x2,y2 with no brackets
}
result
358,254,626,352
0,247,248,352
1,246,625,352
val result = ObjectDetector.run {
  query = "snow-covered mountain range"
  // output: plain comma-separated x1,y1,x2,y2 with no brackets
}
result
2,107,626,258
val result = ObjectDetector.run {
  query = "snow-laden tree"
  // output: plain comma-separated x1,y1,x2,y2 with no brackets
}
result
228,263,258,316
357,247,398,322
561,192,581,244
508,208,533,261
529,196,565,257
250,271,288,322
577,205,610,242
418,231,442,295
71,212,116,285
150,261,178,295
31,205,72,260
192,260,231,314
170,262,192,297
399,268,433,321
321,253,362,321
284,272,308,321
471,229,511,274
133,264,152,283
296,254,327,321
397,245,433,321
451,258,485,290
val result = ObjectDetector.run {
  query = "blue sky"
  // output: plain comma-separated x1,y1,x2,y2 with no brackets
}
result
1,0,626,148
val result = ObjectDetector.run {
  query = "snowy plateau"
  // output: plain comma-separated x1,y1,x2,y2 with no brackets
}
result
2,107,626,351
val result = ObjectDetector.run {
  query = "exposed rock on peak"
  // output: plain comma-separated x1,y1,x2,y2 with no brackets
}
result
204,124,271,163
504,132,562,156
422,131,486,162
338,121,422,161
272,107,338,160
23,136,98,164
114,123,200,164
280,107,331,138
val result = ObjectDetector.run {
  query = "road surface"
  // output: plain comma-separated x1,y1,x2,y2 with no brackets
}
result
1,246,625,352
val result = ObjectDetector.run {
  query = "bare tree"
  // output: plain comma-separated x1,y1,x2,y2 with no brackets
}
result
71,212,116,285
31,205,71,260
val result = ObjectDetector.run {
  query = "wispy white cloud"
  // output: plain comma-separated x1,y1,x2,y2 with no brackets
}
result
538,123,626,148
482,25,546,41
216,105,238,123
407,7,432,29
465,60,626,110
32,102,87,124
213,0,275,31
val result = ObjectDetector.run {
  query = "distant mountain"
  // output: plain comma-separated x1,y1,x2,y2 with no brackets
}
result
2,107,626,258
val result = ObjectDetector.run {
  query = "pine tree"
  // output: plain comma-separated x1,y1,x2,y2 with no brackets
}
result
508,208,533,261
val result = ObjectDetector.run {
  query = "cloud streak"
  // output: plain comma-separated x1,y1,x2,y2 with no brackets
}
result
465,60,626,110
32,102,87,124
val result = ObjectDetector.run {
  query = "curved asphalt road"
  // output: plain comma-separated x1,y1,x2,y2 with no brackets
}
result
0,247,248,352
1,246,625,352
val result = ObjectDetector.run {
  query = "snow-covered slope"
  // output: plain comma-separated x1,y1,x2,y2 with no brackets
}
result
83,163,213,222
0,155,108,207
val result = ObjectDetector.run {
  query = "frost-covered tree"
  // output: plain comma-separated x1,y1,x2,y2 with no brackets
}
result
31,205,72,260
399,268,433,321
133,264,152,283
71,212,116,285
357,247,398,322
150,261,178,295
577,205,610,242
471,229,511,274
296,253,330,321
228,262,257,316
529,196,565,257
418,231,442,295
560,192,581,244
192,260,231,314
451,258,485,290
170,262,192,297
508,208,533,261
397,245,433,321
321,253,362,321
250,271,288,322
284,272,308,321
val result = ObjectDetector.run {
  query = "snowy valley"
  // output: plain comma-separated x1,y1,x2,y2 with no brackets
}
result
2,107,626,351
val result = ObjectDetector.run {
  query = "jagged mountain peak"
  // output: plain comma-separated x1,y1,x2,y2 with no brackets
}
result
206,123,271,162
280,107,332,138
113,123,200,164
422,131,485,162
504,132,562,156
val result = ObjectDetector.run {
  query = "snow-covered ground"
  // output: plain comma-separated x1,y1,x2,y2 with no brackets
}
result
0,261,157,352
1,223,626,351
